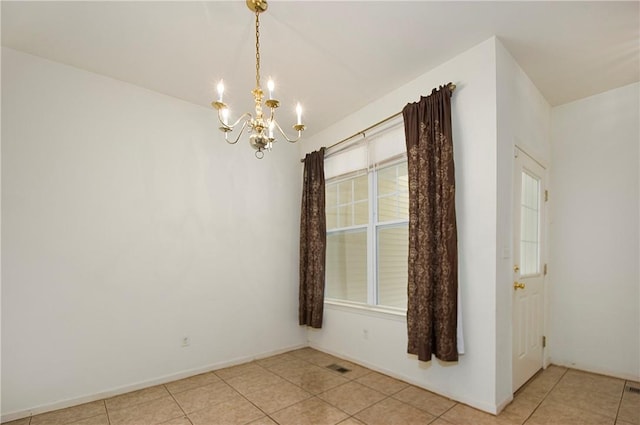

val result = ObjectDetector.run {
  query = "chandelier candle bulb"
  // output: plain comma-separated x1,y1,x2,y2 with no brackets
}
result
267,79,274,100
217,80,224,103
296,103,302,125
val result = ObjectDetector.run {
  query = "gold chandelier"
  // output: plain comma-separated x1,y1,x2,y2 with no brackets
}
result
212,0,305,159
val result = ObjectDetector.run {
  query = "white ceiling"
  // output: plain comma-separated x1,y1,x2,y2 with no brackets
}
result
2,1,638,139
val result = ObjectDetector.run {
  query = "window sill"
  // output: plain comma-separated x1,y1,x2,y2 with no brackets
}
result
324,299,407,322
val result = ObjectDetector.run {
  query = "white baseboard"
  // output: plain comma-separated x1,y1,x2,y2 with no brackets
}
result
550,359,640,382
1,343,307,423
495,394,514,414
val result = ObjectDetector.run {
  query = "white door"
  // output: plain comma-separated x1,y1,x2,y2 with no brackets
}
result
512,147,546,392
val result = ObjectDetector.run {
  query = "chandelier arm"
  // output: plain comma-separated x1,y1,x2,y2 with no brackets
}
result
223,120,250,145
271,120,303,143
217,109,254,131
215,108,231,131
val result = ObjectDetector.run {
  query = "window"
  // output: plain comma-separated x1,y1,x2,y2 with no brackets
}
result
325,160,409,310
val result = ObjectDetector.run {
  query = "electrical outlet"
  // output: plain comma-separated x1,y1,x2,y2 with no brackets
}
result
181,336,190,347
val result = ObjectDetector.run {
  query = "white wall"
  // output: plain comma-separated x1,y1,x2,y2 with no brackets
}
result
1,48,306,420
549,82,640,380
303,38,502,413
495,40,551,405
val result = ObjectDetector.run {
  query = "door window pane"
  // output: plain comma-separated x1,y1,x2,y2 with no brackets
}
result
520,171,540,275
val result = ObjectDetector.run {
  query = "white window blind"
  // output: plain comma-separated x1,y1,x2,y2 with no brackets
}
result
324,119,405,179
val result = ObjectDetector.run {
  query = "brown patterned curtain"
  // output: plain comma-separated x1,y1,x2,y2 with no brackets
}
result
403,85,458,362
299,148,326,328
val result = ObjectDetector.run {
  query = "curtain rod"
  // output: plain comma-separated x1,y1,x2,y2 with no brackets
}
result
300,82,456,163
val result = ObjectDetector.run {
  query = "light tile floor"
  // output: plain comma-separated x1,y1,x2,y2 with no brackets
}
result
4,348,639,425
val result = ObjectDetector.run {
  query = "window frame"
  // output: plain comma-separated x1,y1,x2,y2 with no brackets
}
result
324,156,409,314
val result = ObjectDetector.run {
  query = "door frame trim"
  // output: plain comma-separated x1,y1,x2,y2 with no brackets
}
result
512,145,550,393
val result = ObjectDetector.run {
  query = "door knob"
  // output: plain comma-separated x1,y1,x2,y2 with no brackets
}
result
513,281,526,290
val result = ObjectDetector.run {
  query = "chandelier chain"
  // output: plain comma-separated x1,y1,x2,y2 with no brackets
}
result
255,11,261,89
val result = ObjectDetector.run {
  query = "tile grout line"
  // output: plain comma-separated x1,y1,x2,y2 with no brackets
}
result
520,367,569,425
164,383,192,424
434,399,459,422
214,362,285,424
612,380,628,424
103,400,111,425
